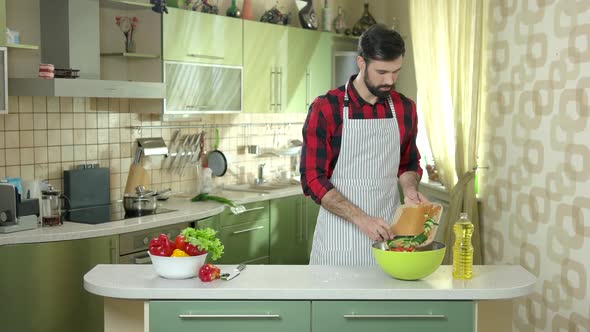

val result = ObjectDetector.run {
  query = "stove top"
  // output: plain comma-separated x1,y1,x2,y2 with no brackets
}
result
66,203,177,224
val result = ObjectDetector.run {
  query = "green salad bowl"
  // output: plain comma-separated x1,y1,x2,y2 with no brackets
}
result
372,241,446,280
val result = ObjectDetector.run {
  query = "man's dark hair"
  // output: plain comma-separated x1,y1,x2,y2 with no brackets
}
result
358,24,405,63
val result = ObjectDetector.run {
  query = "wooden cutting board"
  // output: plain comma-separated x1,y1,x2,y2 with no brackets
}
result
124,163,148,194
389,202,443,240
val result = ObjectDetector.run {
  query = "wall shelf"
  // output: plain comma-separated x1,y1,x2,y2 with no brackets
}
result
100,52,160,59
6,43,39,50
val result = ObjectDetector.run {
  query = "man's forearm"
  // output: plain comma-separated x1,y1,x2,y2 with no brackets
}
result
320,188,367,223
399,171,421,195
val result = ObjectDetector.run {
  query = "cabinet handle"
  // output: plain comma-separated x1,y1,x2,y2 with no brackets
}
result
232,225,264,235
134,255,152,264
186,53,225,60
343,314,447,319
274,67,279,112
270,69,275,110
240,206,265,213
185,105,214,109
179,313,281,319
277,67,282,111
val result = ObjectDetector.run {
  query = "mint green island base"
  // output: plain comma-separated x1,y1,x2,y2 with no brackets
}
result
84,265,536,332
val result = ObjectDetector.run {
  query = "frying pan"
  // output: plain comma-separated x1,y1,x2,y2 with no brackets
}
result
208,128,228,177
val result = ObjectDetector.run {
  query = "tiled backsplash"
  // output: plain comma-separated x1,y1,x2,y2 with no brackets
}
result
0,96,306,201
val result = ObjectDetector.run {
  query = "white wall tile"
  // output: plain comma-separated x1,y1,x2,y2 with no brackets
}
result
18,97,33,113
34,130,48,147
60,97,73,113
47,97,60,113
60,114,73,129
48,147,61,163
19,131,34,148
60,130,73,145
19,113,33,130
5,132,19,148
4,114,19,130
61,146,73,162
34,147,48,164
47,114,60,129
20,148,34,164
33,96,47,113
33,113,47,130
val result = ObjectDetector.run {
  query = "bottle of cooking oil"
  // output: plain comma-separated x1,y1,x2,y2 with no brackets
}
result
452,212,474,279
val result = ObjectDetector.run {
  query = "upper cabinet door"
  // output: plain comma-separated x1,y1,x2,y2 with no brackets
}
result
307,32,333,111
0,0,6,46
163,8,242,66
243,20,287,113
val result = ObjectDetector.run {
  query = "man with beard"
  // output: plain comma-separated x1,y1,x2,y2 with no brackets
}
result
300,24,427,266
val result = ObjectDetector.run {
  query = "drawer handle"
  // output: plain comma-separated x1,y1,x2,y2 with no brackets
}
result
179,314,281,319
241,206,265,213
134,255,152,264
232,225,264,235
343,314,447,319
187,53,225,60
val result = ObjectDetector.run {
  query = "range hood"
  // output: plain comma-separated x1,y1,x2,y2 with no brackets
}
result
8,0,164,99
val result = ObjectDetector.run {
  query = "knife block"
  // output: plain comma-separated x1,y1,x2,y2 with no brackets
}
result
125,164,148,194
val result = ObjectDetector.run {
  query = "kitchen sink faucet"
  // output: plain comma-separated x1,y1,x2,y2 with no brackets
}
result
255,163,266,185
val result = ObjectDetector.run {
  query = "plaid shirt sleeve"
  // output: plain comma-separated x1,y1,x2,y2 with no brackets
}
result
396,95,423,178
300,96,336,204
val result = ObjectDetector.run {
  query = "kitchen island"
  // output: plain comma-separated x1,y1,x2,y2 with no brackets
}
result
84,264,536,332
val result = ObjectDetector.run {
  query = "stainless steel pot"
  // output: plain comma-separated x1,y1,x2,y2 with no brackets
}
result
123,186,168,216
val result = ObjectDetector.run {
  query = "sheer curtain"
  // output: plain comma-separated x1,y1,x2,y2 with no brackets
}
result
410,0,487,264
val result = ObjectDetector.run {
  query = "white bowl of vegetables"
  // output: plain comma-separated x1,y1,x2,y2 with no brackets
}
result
147,227,224,280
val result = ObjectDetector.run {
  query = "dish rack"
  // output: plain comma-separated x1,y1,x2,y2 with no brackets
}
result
54,68,80,79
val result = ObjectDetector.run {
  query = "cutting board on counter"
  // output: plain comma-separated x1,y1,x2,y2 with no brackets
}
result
125,163,149,194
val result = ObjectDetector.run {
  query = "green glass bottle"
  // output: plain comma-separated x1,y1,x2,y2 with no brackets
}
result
226,0,240,18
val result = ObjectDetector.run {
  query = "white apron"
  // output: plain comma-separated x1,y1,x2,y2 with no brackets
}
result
309,82,401,265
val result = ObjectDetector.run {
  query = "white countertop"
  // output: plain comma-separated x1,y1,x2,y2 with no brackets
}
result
84,264,536,301
0,185,304,246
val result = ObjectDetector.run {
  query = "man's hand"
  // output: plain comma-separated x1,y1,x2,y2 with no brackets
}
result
399,171,429,205
321,189,393,241
403,188,429,205
354,215,394,241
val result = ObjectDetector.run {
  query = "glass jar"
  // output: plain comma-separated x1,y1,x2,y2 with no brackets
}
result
41,185,62,226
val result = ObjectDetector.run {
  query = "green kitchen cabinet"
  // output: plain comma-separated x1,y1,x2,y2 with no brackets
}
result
215,201,270,264
0,235,118,332
312,301,475,332
216,219,270,264
150,300,311,332
306,32,334,110
270,195,319,264
243,20,287,113
163,7,242,66
244,22,333,113
286,30,333,114
195,214,220,231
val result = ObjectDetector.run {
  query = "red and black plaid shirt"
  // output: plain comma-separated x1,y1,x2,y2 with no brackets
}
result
300,76,423,204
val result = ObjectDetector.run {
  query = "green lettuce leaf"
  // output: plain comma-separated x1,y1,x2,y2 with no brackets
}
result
181,227,224,260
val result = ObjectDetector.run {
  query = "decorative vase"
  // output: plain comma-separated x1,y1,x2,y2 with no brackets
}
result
352,0,377,36
226,0,240,18
242,0,253,20
296,0,318,30
332,6,346,34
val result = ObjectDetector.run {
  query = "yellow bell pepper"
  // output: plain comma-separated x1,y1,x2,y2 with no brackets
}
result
170,249,190,257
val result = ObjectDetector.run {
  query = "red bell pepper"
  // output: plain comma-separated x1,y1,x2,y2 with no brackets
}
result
198,263,221,282
174,235,207,256
148,234,175,257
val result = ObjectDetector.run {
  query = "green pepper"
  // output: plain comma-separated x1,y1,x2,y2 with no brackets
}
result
191,193,236,207
387,213,438,249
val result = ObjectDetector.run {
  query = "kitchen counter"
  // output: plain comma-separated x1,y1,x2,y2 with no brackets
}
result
0,184,304,246
84,264,535,301
84,264,535,332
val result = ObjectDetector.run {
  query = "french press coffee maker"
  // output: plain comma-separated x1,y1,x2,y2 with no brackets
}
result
41,185,62,226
